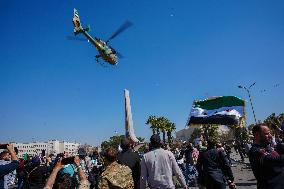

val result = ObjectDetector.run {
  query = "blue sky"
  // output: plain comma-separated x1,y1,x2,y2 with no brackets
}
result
1,0,283,146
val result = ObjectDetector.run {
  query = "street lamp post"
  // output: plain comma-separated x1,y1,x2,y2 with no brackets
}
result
238,82,257,124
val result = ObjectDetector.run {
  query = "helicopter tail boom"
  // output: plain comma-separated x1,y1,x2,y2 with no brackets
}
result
72,8,84,35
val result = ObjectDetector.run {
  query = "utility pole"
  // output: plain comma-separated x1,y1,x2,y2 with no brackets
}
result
238,82,257,124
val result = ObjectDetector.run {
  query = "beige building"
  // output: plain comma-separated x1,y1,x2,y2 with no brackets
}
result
12,140,80,158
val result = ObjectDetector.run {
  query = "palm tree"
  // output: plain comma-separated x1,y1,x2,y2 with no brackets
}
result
166,122,176,144
279,113,284,124
146,115,158,135
146,115,177,144
158,117,168,144
263,113,284,135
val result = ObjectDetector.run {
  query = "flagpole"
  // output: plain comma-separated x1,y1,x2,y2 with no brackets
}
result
238,82,257,124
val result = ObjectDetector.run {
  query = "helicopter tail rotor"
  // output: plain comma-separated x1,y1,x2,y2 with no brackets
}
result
84,24,91,32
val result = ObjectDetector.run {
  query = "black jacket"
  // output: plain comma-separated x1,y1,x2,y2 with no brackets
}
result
180,148,194,165
249,143,284,189
118,149,141,189
196,148,234,186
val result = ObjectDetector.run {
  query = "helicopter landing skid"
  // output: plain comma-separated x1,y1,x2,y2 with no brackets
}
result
95,56,108,67
95,55,100,62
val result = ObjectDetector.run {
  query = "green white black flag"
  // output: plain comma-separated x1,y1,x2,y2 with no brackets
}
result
187,96,245,126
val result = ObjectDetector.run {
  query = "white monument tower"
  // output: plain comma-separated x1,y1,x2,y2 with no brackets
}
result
124,89,139,143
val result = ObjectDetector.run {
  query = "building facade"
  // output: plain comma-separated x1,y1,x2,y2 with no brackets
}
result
12,140,80,158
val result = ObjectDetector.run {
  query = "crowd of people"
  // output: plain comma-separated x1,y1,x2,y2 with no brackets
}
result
1,123,284,189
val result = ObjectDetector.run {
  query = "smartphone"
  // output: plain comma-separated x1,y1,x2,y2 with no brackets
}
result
14,147,18,155
61,157,75,165
0,144,8,149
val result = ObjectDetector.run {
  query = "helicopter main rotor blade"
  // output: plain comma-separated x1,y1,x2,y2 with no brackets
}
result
116,52,124,59
66,36,88,42
106,21,133,43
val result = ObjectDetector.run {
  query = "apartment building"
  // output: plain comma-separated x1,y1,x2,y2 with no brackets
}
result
12,140,80,158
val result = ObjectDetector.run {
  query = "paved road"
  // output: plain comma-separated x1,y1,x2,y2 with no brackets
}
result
229,152,257,189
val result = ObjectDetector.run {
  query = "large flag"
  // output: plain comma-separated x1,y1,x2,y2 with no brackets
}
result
187,96,245,126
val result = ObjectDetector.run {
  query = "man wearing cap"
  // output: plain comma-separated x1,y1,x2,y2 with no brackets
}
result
118,138,141,189
140,134,188,189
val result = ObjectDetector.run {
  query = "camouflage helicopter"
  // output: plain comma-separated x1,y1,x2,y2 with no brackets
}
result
71,8,132,65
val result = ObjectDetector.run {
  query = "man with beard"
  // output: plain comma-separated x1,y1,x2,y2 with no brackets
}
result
249,124,284,189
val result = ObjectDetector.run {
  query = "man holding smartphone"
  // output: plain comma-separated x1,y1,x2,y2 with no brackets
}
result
0,144,18,189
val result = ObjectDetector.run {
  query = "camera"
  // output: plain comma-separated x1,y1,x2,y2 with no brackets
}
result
0,144,8,149
61,157,75,165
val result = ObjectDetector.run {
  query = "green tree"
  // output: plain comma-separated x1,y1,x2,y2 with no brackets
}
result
279,113,284,124
101,135,146,152
146,115,158,135
146,115,176,144
263,113,284,134
158,116,168,143
247,123,255,131
202,125,220,144
247,113,284,132
234,127,249,142
166,122,176,144
101,135,124,152
190,128,202,142
264,113,280,130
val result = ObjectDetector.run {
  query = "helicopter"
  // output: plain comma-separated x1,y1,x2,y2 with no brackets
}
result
72,8,132,65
